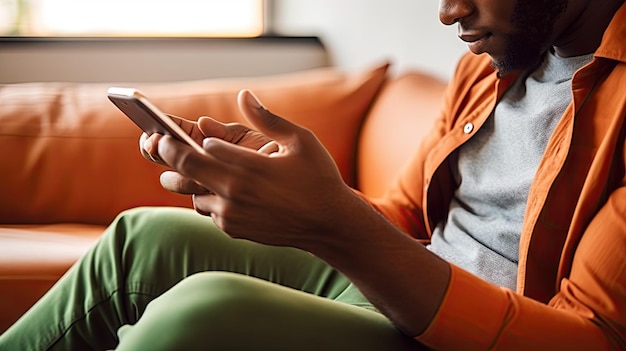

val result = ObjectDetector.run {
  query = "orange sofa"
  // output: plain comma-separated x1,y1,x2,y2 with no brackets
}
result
0,63,447,333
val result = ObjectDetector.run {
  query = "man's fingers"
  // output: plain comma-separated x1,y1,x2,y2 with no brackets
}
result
140,133,167,165
258,140,280,155
237,89,302,145
167,114,194,134
201,136,264,168
159,171,210,194
192,193,220,218
197,116,228,139
168,114,207,144
158,135,240,195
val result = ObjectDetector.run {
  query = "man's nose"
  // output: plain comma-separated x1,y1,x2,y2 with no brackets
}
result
439,0,473,25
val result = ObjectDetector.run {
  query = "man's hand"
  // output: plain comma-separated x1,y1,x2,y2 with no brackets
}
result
140,111,278,195
151,89,353,247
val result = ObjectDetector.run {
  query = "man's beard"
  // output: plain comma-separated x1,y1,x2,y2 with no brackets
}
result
493,0,568,73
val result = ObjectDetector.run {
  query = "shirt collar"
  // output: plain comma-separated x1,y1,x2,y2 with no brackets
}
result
594,2,626,63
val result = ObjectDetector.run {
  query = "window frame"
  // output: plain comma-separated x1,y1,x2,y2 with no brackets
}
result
1,0,275,38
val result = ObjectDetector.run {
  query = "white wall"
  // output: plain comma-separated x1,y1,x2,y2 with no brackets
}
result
273,0,468,80
0,38,329,83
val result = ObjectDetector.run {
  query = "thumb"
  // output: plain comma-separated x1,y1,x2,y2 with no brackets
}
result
237,89,299,143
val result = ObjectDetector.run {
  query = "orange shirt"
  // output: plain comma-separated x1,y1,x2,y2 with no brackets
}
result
366,3,626,349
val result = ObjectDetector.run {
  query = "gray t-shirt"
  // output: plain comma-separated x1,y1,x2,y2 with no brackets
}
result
427,50,594,290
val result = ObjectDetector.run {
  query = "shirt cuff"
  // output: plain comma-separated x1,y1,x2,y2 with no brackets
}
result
415,264,512,350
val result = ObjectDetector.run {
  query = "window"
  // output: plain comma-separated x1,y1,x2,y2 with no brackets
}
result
0,0,265,37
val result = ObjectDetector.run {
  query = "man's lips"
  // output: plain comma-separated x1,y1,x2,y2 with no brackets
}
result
459,32,492,54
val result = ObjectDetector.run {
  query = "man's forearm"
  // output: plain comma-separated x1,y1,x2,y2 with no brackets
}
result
305,191,451,336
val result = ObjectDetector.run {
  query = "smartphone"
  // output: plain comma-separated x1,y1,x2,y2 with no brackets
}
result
107,87,205,154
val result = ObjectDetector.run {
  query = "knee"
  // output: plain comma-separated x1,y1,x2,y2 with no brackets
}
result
156,271,265,314
104,206,218,250
148,272,274,330
117,272,269,349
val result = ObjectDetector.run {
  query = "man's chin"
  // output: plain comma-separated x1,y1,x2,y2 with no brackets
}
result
490,57,516,75
489,50,544,75
491,34,550,75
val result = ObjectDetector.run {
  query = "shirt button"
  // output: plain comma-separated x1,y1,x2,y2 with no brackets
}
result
463,122,474,134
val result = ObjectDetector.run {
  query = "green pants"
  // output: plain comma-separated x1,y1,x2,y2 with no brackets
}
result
0,207,426,350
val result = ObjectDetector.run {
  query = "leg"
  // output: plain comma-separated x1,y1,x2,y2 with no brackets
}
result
0,207,357,350
114,272,425,351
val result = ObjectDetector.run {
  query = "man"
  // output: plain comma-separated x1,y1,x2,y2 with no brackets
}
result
2,0,625,349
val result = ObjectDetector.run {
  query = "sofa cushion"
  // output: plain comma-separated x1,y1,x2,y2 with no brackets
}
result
0,63,389,225
0,224,103,332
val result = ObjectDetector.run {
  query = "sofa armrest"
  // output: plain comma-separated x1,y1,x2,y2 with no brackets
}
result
356,71,448,197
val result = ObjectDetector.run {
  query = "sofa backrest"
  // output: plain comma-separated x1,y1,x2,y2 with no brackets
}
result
0,64,389,225
356,72,447,197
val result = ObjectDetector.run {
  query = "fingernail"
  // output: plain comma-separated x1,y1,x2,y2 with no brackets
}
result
143,138,152,152
245,90,265,110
